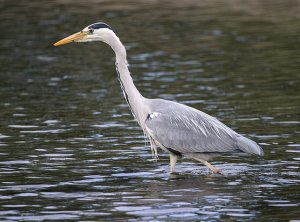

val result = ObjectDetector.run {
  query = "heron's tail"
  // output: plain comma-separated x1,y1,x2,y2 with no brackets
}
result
236,135,264,156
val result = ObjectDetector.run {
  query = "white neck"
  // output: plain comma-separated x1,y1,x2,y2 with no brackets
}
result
107,33,146,126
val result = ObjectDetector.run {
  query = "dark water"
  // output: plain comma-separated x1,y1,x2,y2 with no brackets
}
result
0,0,299,221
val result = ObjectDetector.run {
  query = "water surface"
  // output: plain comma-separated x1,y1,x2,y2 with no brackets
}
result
0,0,299,221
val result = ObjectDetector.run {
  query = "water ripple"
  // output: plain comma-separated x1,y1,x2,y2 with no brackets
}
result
0,1,299,221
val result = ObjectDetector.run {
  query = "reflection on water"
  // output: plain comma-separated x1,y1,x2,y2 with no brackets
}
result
0,0,299,221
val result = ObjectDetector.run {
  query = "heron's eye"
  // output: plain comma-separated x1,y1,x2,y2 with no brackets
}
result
89,29,94,34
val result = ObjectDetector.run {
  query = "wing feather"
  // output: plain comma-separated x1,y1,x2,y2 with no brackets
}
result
145,99,240,154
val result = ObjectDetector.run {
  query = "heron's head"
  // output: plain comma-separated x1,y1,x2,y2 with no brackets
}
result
54,22,113,46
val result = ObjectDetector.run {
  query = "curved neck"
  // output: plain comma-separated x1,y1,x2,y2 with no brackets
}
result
107,33,146,125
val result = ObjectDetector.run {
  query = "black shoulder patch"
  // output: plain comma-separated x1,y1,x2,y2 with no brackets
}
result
88,22,112,30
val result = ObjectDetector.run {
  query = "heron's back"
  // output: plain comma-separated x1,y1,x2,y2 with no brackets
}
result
144,99,264,156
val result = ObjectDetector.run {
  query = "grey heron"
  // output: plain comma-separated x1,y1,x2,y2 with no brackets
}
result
54,22,264,174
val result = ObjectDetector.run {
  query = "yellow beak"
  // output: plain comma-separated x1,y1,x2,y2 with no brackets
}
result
53,31,87,46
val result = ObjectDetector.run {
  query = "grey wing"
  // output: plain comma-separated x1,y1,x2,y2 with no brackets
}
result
144,99,263,155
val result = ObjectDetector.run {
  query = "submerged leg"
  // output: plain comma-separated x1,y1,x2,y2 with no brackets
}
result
170,153,178,173
193,157,221,174
203,161,221,174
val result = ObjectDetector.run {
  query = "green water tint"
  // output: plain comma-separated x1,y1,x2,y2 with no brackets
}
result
0,0,299,221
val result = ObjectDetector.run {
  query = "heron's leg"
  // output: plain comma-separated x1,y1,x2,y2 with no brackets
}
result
193,158,221,174
203,161,221,174
170,153,178,173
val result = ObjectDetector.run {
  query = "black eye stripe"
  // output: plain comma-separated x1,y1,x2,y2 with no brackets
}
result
88,23,112,30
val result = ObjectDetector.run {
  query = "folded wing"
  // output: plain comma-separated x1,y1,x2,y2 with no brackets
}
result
145,99,263,155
